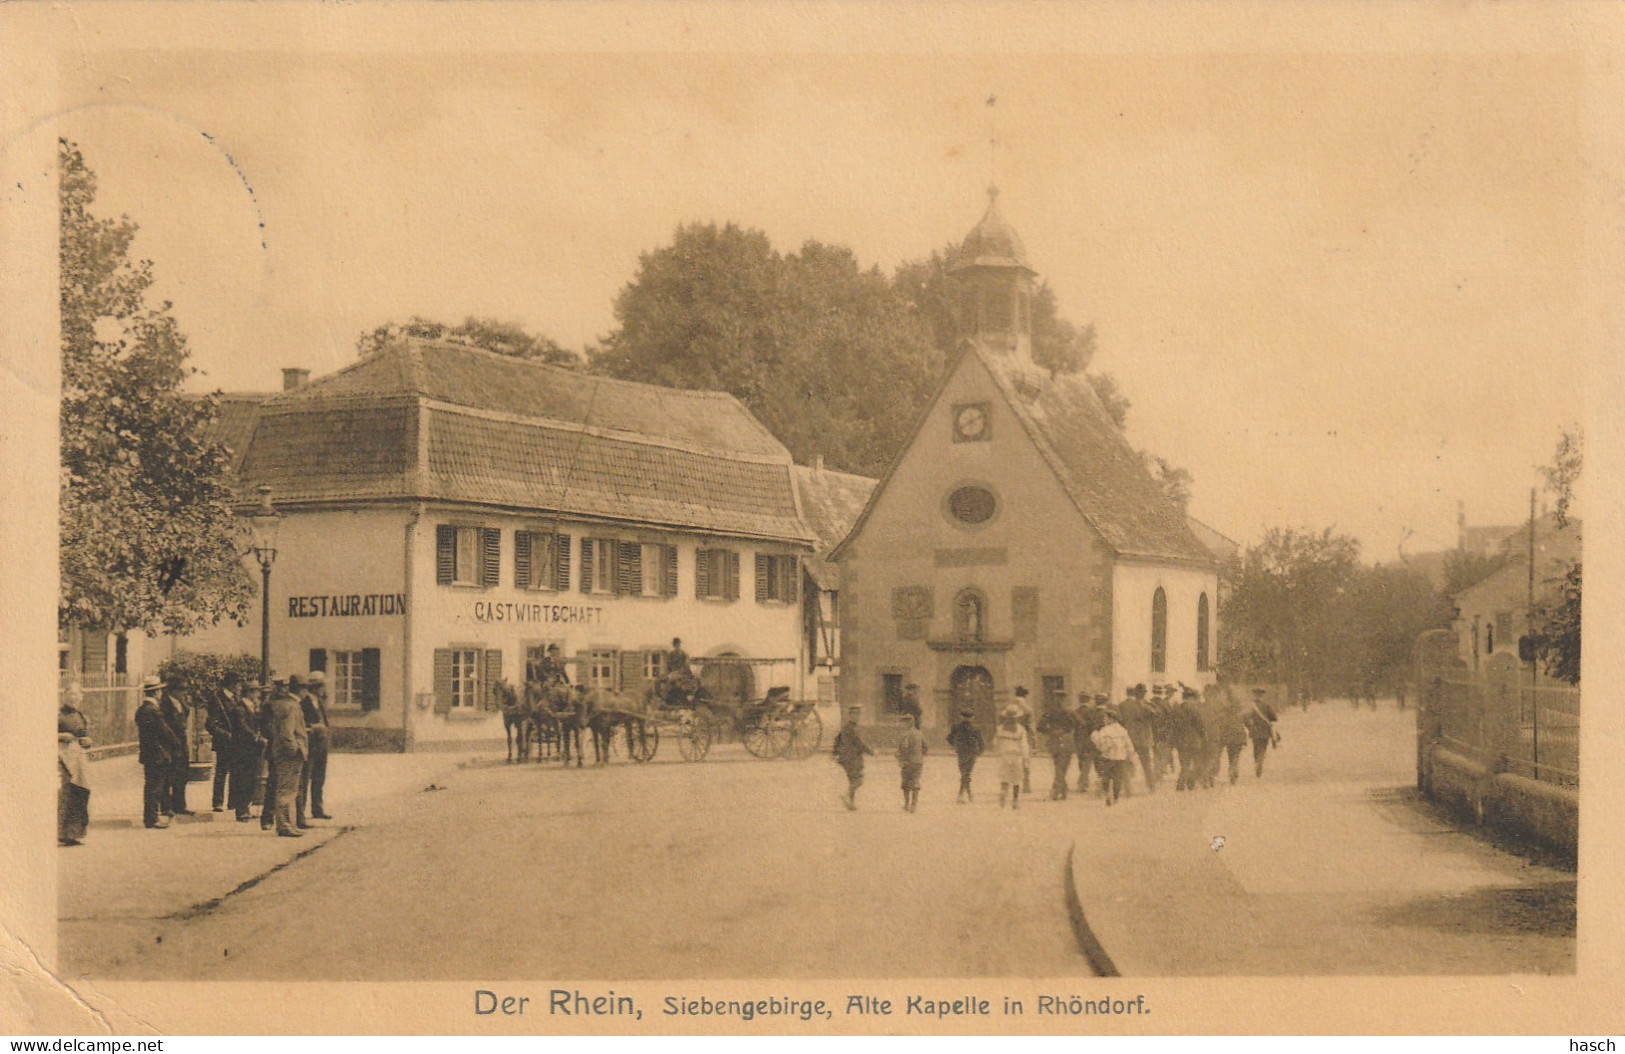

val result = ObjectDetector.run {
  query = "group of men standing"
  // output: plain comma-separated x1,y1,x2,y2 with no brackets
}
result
1033,683,1282,805
135,670,333,837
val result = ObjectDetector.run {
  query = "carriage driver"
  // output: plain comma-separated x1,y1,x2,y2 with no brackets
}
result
531,644,571,689
660,637,700,704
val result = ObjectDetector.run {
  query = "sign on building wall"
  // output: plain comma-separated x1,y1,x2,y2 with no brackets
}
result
471,600,607,626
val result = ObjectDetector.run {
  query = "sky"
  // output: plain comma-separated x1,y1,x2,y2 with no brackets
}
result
51,20,1595,560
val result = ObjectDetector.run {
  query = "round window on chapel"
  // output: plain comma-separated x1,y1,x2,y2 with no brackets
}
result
948,485,998,525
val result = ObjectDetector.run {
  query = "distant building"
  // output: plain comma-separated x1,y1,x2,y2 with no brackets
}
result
832,190,1218,732
1450,514,1581,672
171,339,816,750
792,460,877,703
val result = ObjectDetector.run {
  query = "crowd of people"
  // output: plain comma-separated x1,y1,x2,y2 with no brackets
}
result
832,681,1283,813
130,669,334,838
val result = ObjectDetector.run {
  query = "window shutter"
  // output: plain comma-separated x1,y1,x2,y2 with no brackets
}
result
620,650,645,695
580,537,594,594
515,531,532,590
481,528,501,587
309,648,327,674
662,545,678,597
726,550,741,601
359,648,381,711
432,649,454,715
621,541,639,595
483,649,503,710
755,554,770,603
785,557,799,605
436,526,455,584
554,533,572,591
696,548,711,599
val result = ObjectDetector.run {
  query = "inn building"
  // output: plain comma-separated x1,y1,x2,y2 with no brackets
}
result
832,191,1220,732
177,339,816,750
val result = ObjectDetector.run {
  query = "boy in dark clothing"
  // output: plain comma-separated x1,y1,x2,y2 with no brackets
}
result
831,705,873,811
946,707,984,803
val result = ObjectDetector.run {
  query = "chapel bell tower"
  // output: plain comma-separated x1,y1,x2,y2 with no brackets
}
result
950,185,1037,361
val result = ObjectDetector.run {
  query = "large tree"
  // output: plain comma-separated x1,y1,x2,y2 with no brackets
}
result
59,139,254,634
357,315,579,366
591,223,940,477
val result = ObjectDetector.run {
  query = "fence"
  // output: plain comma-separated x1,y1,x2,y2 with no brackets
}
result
1414,629,1577,858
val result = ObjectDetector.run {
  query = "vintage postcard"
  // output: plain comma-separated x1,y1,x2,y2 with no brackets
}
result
2,0,1623,1037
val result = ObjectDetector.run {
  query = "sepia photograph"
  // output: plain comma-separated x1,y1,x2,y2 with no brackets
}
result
2,0,1622,1037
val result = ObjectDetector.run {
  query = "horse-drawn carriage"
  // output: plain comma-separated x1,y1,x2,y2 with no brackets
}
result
502,655,822,764
646,656,823,761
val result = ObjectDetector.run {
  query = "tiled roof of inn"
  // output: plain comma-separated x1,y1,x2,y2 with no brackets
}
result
792,464,877,589
235,339,812,544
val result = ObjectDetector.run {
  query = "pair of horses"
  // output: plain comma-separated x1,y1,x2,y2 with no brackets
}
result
499,680,634,767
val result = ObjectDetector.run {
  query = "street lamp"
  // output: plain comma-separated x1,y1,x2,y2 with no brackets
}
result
248,484,282,684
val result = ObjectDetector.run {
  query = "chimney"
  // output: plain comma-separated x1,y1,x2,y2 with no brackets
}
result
282,367,310,391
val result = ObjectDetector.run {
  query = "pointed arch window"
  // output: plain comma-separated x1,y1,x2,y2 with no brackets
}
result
1150,587,1168,674
1196,592,1211,672
954,588,987,644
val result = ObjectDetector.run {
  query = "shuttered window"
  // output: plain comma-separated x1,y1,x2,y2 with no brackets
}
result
754,554,799,604
697,548,740,601
516,531,570,592
636,543,677,597
436,525,500,587
433,648,488,711
587,650,618,691
581,537,620,595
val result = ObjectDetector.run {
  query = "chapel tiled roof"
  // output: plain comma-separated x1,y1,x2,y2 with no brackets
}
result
977,348,1215,566
234,339,812,544
792,463,878,589
1186,517,1240,565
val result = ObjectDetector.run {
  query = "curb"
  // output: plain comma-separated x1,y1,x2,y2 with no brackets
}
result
1064,841,1120,977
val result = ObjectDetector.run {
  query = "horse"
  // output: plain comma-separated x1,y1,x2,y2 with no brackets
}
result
497,680,532,763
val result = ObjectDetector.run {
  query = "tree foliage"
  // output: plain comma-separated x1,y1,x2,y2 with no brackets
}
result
1531,427,1582,683
59,139,254,635
589,221,1176,485
1217,526,1453,699
358,315,579,366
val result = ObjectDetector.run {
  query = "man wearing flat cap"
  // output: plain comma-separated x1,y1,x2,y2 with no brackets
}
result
266,679,308,837
297,670,333,825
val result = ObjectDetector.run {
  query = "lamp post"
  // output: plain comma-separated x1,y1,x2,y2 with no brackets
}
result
248,484,282,684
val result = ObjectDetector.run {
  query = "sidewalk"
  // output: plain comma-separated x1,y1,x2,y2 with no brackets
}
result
1067,705,1575,975
58,750,481,969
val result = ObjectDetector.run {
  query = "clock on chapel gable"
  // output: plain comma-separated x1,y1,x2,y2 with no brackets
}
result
952,401,992,443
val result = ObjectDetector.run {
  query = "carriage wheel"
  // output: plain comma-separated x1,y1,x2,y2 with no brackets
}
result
742,720,784,759
782,708,824,760
677,711,712,762
627,719,658,763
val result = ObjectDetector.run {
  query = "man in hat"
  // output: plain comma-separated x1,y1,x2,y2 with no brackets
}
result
1244,687,1282,778
1090,706,1134,806
1116,684,1158,794
1167,685,1209,792
226,681,265,821
1073,692,1106,795
297,670,333,825
831,704,873,810
259,674,286,830
265,679,308,837
135,675,178,829
160,676,193,817
898,682,923,730
205,673,241,813
945,706,984,804
1036,692,1077,801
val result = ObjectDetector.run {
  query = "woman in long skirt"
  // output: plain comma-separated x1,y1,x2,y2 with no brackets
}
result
58,731,91,846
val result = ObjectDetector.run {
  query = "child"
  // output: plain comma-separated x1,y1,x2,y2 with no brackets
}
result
831,705,873,810
894,713,928,813
1090,707,1134,806
993,705,1031,809
945,707,984,803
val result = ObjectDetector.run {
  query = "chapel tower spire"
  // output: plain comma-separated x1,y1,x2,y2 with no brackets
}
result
950,185,1037,360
